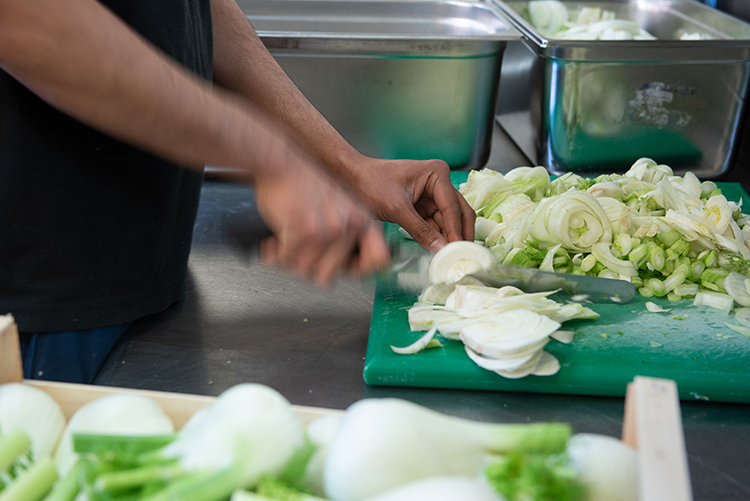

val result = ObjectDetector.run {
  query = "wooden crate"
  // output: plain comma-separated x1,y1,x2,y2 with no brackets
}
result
0,315,692,500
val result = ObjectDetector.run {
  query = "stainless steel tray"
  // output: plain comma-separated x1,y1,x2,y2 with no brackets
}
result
493,0,750,178
237,0,520,170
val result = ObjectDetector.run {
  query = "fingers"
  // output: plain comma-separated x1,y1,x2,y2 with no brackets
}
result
457,191,476,241
398,205,448,254
261,222,388,285
389,159,476,249
257,179,389,284
429,169,475,243
312,231,358,285
350,221,390,275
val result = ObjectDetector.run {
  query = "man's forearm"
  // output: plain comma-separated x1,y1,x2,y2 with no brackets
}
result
0,0,295,181
210,0,365,186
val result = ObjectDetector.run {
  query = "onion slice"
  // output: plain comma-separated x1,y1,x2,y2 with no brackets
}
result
428,241,495,285
550,330,574,344
391,324,440,355
645,301,671,313
494,350,545,379
531,351,561,376
464,345,540,372
724,323,750,338
693,292,733,313
459,310,559,358
723,272,750,307
734,308,750,327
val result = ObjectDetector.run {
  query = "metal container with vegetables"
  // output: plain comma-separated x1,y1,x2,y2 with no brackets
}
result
0,318,693,501
492,0,750,177
234,0,521,170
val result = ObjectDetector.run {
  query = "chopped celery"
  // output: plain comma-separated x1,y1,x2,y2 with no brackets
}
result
648,247,665,272
646,278,666,297
457,158,750,309
580,255,596,272
701,268,730,284
42,461,85,501
0,431,30,474
656,229,681,248
663,270,687,293
597,269,618,280
690,260,706,281
0,458,57,501
674,283,699,297
668,239,690,257
628,244,648,263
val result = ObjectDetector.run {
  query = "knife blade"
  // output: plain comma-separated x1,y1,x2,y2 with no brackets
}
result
385,240,637,304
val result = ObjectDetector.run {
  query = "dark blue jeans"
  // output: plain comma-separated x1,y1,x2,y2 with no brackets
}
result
19,322,132,384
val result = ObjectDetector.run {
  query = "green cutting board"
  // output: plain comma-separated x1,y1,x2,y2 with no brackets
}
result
364,172,750,403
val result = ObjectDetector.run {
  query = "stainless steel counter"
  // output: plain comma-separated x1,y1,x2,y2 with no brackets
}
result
94,124,750,501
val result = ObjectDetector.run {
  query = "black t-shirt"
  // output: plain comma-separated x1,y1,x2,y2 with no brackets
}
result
0,0,214,332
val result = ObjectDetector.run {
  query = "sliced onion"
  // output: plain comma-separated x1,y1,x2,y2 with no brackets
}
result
591,242,638,277
475,217,501,241
530,351,561,376
539,243,562,273
427,241,495,285
407,306,458,332
418,283,457,305
734,308,750,327
463,345,539,372
724,323,750,338
528,192,612,252
459,310,558,357
550,330,574,344
391,324,440,355
693,292,733,313
494,349,545,379
645,301,671,313
722,272,750,307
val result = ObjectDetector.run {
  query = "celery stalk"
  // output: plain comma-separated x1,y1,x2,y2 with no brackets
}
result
139,466,242,501
0,431,30,474
94,464,184,494
73,433,177,457
648,247,665,271
0,458,57,501
42,461,84,501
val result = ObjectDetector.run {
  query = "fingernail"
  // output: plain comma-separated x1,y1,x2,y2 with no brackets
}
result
428,239,445,254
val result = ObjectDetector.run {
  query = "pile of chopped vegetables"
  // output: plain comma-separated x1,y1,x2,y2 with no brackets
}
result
461,158,750,309
392,157,750,378
527,0,712,40
0,382,641,501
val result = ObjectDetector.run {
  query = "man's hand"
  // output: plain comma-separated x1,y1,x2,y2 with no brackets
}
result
253,146,390,286
209,0,476,256
346,156,476,253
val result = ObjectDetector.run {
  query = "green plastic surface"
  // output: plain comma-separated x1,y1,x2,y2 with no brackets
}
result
364,172,750,403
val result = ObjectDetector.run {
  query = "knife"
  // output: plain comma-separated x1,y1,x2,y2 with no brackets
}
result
224,216,636,303
385,239,637,304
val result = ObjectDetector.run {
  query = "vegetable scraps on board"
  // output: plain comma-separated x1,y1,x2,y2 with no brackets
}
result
392,157,750,378
0,382,640,501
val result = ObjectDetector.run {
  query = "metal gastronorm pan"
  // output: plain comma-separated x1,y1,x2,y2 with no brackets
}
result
493,0,750,178
237,0,521,170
